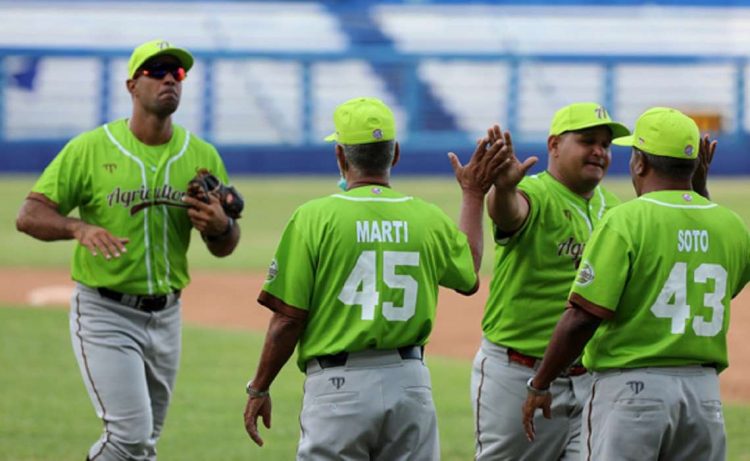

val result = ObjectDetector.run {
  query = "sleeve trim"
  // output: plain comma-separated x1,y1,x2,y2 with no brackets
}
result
569,293,615,320
257,291,308,320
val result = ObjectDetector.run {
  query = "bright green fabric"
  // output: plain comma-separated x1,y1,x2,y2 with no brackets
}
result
32,119,228,295
572,190,750,371
482,171,620,357
261,185,478,371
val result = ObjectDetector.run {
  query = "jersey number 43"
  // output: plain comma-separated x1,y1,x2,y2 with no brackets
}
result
650,262,727,337
338,250,419,321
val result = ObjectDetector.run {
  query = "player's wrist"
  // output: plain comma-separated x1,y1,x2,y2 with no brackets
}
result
246,380,270,399
526,376,550,396
205,217,234,242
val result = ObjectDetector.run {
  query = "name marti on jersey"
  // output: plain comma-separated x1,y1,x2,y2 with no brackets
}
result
677,229,709,253
356,220,409,243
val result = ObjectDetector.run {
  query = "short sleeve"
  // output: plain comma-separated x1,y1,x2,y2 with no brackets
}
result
569,218,632,312
31,139,87,215
261,209,316,311
438,222,478,292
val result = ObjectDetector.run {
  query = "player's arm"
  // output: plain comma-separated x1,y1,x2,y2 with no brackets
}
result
449,128,518,272
521,297,605,441
244,291,308,447
485,125,538,234
183,194,240,257
16,192,128,259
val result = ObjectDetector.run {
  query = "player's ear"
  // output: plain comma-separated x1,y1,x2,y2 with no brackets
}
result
126,78,136,95
547,135,560,158
631,150,647,177
335,145,347,173
391,142,400,168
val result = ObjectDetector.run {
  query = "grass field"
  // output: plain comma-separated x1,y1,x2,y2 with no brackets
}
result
1,174,749,272
2,306,749,461
1,174,749,460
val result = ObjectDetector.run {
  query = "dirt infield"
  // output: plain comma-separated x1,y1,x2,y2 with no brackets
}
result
3,267,750,403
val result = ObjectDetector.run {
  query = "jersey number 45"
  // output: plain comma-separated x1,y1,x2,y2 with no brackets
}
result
338,250,419,322
650,262,727,337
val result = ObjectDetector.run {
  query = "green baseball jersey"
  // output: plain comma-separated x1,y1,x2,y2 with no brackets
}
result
483,171,620,357
570,190,750,371
32,119,228,295
259,185,478,371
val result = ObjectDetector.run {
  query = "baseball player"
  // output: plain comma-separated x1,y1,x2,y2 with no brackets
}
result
242,96,506,460
522,107,749,460
16,39,240,461
471,102,631,460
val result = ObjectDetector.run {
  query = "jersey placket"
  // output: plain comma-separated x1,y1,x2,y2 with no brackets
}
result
157,132,190,292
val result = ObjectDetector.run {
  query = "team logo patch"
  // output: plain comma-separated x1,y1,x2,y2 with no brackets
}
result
594,106,609,120
371,187,382,195
372,129,383,140
626,381,644,394
684,145,694,156
265,259,278,283
575,261,595,286
329,376,345,390
682,193,693,202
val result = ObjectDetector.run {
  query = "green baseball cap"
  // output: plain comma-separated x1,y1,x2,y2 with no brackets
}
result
549,102,630,138
128,39,194,79
324,97,396,145
612,107,700,159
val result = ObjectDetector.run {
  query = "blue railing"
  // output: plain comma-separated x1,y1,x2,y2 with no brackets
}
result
1,47,749,174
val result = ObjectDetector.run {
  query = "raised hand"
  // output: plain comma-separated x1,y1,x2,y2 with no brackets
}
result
692,133,717,198
448,132,515,196
486,124,538,192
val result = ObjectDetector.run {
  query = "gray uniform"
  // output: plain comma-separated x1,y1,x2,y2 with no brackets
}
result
71,284,181,460
472,338,590,460
299,349,437,461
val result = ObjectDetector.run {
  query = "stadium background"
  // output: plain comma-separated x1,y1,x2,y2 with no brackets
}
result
1,1,749,460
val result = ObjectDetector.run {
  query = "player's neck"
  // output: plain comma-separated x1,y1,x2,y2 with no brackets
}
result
636,177,692,196
346,176,390,190
547,169,596,200
128,115,174,146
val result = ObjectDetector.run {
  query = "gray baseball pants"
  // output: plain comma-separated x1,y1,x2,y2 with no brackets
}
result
471,337,591,461
298,348,439,461
70,283,181,461
584,366,725,461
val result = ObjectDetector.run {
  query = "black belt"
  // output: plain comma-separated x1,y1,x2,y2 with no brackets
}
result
314,345,423,369
97,287,180,312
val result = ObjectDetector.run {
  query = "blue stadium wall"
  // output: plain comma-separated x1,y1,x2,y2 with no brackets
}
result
2,138,748,176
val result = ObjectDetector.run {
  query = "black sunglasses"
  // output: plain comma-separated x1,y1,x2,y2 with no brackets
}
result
136,64,187,82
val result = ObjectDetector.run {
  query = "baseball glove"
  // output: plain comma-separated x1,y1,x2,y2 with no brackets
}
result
186,168,244,219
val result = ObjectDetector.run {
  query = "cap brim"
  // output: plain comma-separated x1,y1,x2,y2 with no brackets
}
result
606,122,631,139
612,134,634,146
152,48,194,72
324,133,337,142
131,47,195,78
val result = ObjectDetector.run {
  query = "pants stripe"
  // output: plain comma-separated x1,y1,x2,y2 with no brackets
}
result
585,379,597,461
474,356,487,459
74,293,110,460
